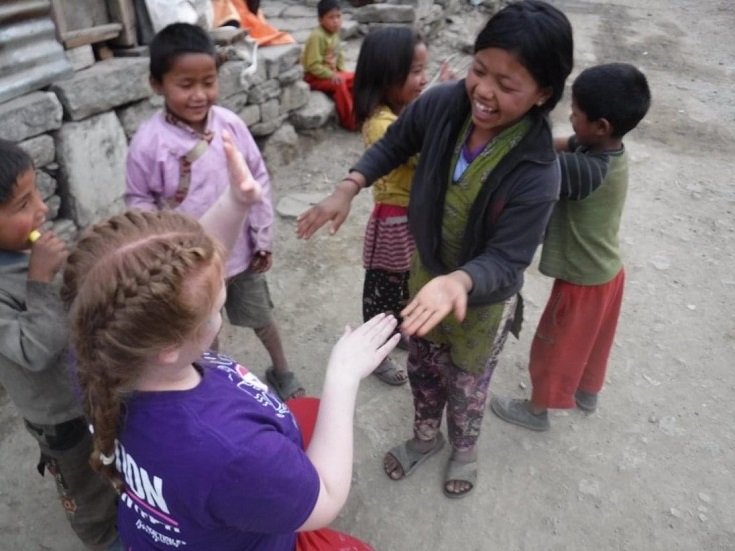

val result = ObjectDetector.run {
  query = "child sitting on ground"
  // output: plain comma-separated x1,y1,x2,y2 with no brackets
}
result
301,0,356,130
125,22,305,401
63,133,394,550
0,139,119,550
490,63,652,430
352,26,429,385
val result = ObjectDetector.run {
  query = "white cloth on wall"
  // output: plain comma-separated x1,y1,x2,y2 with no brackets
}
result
145,0,214,32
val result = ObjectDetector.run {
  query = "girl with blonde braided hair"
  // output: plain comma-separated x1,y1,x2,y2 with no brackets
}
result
63,133,395,550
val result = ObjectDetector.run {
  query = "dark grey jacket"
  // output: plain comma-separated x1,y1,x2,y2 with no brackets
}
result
353,80,561,307
0,251,82,425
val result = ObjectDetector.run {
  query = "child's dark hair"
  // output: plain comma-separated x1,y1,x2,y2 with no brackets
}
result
474,0,573,115
0,139,33,205
572,63,651,138
353,26,424,127
149,23,216,82
318,0,340,18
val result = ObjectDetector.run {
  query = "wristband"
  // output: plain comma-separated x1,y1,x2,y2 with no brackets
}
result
341,176,363,194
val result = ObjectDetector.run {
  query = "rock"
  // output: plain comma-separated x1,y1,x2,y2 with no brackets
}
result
260,99,281,122
669,507,684,519
261,123,299,167
698,493,711,503
353,5,416,23
277,65,305,86
340,19,361,40
248,79,282,104
45,194,61,220
290,91,335,130
0,92,63,142
249,114,288,137
258,44,302,79
649,255,671,271
219,91,251,115
19,135,55,168
218,60,255,99
49,218,78,245
280,81,311,114
51,58,150,121
116,96,164,140
276,192,329,218
65,45,95,72
519,381,527,389
55,112,128,227
35,170,57,200
237,104,261,127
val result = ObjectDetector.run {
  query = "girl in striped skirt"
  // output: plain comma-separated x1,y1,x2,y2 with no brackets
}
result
352,27,429,385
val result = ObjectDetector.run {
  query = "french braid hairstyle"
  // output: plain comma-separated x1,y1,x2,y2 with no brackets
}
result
61,210,224,489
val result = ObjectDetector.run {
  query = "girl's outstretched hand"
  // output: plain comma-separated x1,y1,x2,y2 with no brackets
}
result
222,129,262,206
401,272,472,337
327,314,399,381
296,178,362,239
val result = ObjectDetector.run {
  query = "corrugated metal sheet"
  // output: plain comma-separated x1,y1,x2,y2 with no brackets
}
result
0,0,73,104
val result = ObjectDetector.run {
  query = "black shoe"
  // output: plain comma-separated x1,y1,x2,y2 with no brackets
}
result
574,389,598,412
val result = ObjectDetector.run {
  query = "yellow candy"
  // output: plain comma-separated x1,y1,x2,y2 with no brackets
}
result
28,230,42,243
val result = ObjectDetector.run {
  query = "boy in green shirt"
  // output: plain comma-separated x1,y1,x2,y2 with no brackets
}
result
301,0,356,130
491,63,651,430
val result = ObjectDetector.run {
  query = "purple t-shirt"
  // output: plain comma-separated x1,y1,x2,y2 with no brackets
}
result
114,352,320,550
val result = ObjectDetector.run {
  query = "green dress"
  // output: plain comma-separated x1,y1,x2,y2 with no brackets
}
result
408,116,531,373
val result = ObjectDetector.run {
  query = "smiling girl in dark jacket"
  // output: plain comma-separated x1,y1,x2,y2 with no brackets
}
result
297,1,573,498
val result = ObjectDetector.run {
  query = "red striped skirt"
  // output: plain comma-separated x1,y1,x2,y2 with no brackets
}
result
362,203,415,272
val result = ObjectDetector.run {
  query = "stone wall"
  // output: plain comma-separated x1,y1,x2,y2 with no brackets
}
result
0,0,461,239
0,43,335,239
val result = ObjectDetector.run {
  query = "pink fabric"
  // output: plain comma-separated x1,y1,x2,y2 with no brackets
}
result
362,203,414,272
125,106,274,277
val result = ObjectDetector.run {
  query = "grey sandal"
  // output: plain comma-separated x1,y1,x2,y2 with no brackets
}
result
265,367,305,401
373,356,408,386
443,459,478,499
384,433,445,480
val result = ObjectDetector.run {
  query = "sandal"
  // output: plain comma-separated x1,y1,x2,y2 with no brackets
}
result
373,357,408,386
383,433,445,480
443,459,477,499
265,367,305,401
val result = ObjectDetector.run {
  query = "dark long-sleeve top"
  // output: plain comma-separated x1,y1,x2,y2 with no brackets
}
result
352,80,561,306
0,251,82,425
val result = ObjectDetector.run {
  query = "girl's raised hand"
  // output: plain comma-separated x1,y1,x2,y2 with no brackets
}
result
296,176,364,239
222,129,262,206
327,314,399,382
400,272,472,336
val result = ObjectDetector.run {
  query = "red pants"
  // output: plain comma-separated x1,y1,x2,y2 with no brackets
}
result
529,269,625,409
287,398,374,551
304,72,356,130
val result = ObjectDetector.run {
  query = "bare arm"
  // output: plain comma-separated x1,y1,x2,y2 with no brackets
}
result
295,173,364,239
199,130,262,254
298,314,398,530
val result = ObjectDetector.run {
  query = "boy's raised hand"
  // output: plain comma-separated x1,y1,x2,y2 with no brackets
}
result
327,314,399,382
28,232,68,283
222,129,262,206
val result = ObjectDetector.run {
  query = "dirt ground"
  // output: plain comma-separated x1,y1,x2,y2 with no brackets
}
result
1,1,734,550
